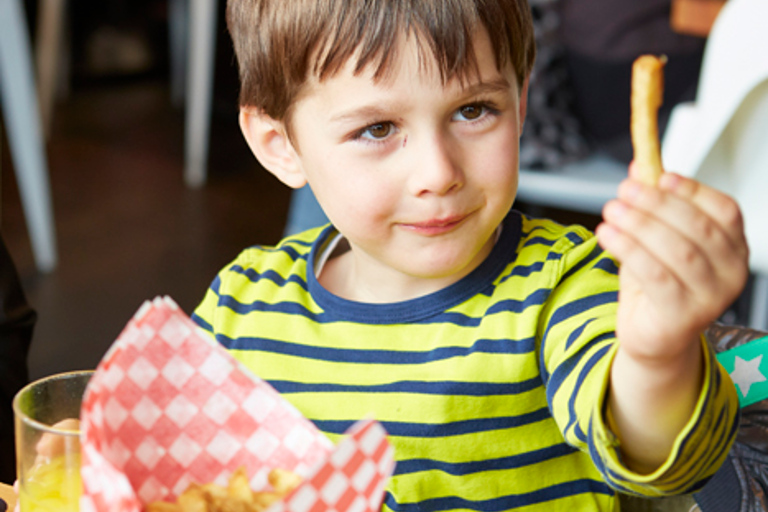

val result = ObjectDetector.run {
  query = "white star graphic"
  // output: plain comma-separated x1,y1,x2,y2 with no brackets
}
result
730,354,767,398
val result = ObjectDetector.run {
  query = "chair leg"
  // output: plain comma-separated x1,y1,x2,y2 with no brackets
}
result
184,0,217,188
0,0,58,272
35,0,67,139
0,0,58,273
168,0,187,107
750,274,768,331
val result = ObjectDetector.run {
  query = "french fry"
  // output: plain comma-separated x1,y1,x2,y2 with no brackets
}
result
227,467,253,502
268,468,303,495
146,502,181,512
177,485,209,512
630,54,667,186
145,467,304,512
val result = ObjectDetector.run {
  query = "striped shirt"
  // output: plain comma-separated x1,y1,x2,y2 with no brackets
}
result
192,211,738,511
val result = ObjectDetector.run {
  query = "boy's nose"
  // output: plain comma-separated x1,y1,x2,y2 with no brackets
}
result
409,133,464,197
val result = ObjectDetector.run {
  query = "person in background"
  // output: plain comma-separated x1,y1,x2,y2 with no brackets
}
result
194,0,748,509
558,0,706,163
0,235,35,484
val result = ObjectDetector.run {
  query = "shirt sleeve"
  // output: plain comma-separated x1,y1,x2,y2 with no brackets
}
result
538,228,739,497
191,260,232,336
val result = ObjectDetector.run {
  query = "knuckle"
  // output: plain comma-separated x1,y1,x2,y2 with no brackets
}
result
646,259,672,285
719,196,744,228
693,214,715,241
679,242,701,268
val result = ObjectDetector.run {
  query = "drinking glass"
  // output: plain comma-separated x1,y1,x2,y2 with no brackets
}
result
13,370,93,512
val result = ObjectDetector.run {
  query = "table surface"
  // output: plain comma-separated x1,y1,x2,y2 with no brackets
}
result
0,482,16,510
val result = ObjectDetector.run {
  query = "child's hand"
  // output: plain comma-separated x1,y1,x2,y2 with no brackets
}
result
596,164,748,470
597,164,749,361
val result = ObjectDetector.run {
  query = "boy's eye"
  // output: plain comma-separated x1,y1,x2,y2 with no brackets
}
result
454,103,495,122
362,122,394,140
459,105,484,120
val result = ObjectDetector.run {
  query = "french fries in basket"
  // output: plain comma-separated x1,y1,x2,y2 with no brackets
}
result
146,467,303,512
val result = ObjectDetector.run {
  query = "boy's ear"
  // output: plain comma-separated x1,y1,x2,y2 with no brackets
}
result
239,108,307,189
518,76,530,133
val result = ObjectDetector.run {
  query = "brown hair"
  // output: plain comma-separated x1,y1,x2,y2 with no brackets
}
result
227,0,535,122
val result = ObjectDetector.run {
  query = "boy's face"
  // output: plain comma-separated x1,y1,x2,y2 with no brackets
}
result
253,28,527,300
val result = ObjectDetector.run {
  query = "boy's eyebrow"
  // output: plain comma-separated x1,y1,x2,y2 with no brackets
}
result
330,105,397,124
462,76,513,96
329,77,513,124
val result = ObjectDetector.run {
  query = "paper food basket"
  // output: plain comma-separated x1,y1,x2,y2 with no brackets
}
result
79,296,395,512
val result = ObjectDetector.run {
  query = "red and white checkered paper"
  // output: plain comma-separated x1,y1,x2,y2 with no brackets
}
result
79,296,395,512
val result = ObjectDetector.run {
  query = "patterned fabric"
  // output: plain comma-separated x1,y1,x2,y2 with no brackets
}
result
193,211,738,511
79,297,394,512
520,0,590,170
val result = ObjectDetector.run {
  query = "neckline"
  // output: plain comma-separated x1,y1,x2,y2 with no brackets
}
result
305,212,523,324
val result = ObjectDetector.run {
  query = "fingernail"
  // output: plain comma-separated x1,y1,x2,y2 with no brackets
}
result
659,172,681,190
622,181,642,200
606,201,627,219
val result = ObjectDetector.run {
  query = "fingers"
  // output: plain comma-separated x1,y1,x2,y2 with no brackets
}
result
657,173,748,256
596,175,749,309
596,206,697,308
627,163,747,256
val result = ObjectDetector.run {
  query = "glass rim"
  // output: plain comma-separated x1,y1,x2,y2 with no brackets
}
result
12,370,95,436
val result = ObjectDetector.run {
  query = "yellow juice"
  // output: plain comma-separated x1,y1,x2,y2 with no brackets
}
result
19,453,81,512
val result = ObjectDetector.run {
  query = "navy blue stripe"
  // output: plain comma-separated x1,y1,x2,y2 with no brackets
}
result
540,292,616,365
664,404,730,491
522,236,559,248
544,292,617,337
313,407,551,437
229,265,308,290
565,231,587,246
595,257,619,275
645,401,738,493
596,368,739,494
519,224,551,239
247,244,306,260
565,319,595,351
394,443,577,476
383,478,612,512
499,261,545,283
281,238,314,249
623,407,730,494
191,313,212,333
560,244,603,283
219,335,536,364
270,377,542,396
217,288,550,327
546,333,613,413
484,288,551,316
563,344,612,444
218,294,317,319
658,355,719,477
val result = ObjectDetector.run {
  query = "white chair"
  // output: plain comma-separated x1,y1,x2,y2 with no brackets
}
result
516,153,625,216
34,0,219,188
662,0,768,330
0,0,58,273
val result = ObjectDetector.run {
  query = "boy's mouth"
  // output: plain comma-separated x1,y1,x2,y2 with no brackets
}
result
399,214,468,235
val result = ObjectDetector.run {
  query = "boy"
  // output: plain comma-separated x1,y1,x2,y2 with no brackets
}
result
193,0,749,509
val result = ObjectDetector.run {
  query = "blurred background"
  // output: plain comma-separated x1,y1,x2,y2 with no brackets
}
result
1,0,294,380
0,0,757,383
